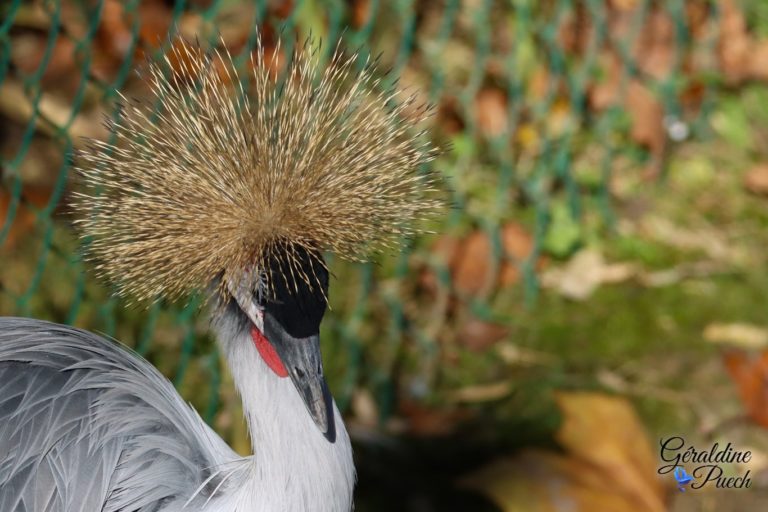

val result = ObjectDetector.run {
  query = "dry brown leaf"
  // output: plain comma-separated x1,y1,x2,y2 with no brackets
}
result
0,185,52,249
610,0,641,11
554,392,665,511
10,3,50,30
101,0,134,55
136,0,175,49
499,223,537,284
680,80,707,111
528,66,551,102
627,81,665,155
749,40,768,81
589,53,621,111
350,389,379,428
718,0,753,84
635,9,676,80
269,0,295,19
475,88,508,138
685,2,712,39
557,11,580,55
464,451,652,512
350,0,373,29
704,323,768,350
430,234,485,296
0,79,106,145
85,0,136,81
449,381,512,403
440,223,537,297
11,34,76,84
59,0,91,39
540,249,637,300
463,392,666,512
590,84,618,113
94,0,205,82
457,317,509,351
722,350,768,428
496,343,553,366
640,216,733,262
589,57,666,166
744,164,768,195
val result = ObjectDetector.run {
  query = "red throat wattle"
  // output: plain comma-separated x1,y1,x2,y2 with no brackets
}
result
251,327,289,378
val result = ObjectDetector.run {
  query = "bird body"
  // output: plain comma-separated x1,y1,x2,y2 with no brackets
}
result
0,34,438,510
0,316,354,511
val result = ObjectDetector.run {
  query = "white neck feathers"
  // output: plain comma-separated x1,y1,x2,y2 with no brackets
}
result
212,318,355,512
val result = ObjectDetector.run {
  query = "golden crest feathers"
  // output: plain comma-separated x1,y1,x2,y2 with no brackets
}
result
74,36,441,303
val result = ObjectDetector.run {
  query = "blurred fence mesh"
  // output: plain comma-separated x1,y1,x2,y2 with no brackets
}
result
0,0,737,432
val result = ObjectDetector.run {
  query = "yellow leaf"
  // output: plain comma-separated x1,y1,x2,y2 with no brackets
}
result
462,392,667,512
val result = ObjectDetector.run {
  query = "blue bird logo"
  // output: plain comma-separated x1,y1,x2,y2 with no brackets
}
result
673,466,694,491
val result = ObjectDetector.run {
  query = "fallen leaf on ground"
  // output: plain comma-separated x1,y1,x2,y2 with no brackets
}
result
462,391,666,512
350,0,373,28
718,0,753,84
527,66,551,102
632,8,676,80
99,0,135,57
722,349,768,428
457,317,509,351
749,40,768,81
639,216,733,263
496,343,553,366
741,445,768,476
350,389,379,428
610,0,641,11
639,261,725,288
744,165,768,196
588,53,666,163
431,223,538,298
269,0,295,18
475,88,508,138
554,392,664,507
627,81,665,158
704,323,768,349
542,246,729,298
589,53,622,112
449,381,512,403
540,249,637,300
11,33,76,84
0,79,106,144
0,185,52,249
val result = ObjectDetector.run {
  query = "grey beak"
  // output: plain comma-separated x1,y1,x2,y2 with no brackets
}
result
263,312,336,442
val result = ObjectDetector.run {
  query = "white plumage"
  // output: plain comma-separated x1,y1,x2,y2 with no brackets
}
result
0,316,354,511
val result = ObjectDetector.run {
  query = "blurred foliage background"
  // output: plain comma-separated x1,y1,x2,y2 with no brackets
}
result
3,0,768,510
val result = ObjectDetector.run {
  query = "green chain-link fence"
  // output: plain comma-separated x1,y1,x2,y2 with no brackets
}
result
0,0,732,442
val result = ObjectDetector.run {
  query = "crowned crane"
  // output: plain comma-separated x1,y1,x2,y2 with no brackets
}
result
0,36,440,511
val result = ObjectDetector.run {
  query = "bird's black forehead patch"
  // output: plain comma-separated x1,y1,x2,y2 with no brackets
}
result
262,246,328,338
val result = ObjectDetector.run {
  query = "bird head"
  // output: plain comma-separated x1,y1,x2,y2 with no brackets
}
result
75,35,442,441
228,245,336,440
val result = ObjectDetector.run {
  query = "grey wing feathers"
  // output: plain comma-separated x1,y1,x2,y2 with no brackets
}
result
0,317,237,512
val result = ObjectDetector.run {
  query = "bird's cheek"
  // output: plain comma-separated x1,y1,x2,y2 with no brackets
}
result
251,326,289,378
